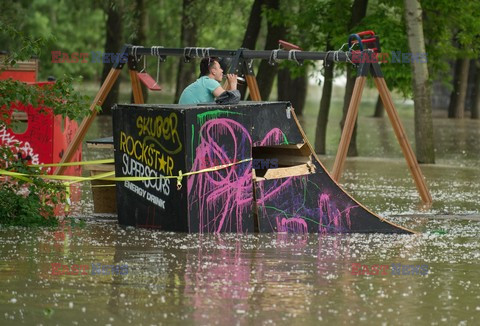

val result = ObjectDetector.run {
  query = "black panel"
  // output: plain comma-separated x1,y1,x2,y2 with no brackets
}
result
250,101,304,146
255,161,410,234
185,105,255,233
112,104,188,231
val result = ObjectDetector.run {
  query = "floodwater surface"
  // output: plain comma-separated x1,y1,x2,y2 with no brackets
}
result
1,222,479,325
1,94,480,325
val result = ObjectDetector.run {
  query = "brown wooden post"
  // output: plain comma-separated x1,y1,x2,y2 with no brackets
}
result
129,70,145,104
373,77,432,204
54,68,122,175
331,76,367,181
246,75,262,101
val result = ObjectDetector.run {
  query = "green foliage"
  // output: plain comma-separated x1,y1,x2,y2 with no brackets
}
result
0,14,97,120
359,0,413,96
263,0,480,98
185,0,253,49
0,0,105,81
0,21,93,226
422,0,480,90
0,146,62,227
0,77,95,121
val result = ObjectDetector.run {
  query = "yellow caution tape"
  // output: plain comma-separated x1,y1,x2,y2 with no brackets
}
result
1,157,253,214
30,158,115,168
1,158,252,187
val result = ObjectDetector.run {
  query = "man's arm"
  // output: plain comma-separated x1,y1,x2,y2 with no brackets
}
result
213,86,226,97
213,74,238,97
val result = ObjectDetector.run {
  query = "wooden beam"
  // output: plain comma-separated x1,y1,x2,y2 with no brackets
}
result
373,77,432,204
130,70,145,104
246,75,262,101
331,76,367,181
54,68,121,175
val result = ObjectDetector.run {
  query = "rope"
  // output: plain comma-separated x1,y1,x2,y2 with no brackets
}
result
131,46,143,58
321,43,355,67
269,49,280,65
288,50,302,65
151,46,164,86
201,47,214,58
131,46,144,71
183,47,194,62
151,45,166,62
183,47,216,63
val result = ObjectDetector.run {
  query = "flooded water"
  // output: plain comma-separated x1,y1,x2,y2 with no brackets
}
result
1,92,480,325
1,223,479,325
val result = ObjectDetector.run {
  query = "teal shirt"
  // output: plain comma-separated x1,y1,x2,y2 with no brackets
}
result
178,76,221,104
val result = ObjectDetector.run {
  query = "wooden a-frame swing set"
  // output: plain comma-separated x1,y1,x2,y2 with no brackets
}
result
54,32,432,205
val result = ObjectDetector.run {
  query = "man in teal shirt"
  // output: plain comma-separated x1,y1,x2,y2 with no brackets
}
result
178,57,238,104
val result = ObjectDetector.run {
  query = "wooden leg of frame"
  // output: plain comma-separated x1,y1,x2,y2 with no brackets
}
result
54,68,122,175
246,75,262,101
331,76,367,181
374,77,432,204
130,70,145,104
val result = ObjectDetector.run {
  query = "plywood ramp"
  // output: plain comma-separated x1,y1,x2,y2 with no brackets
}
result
253,105,415,234
112,101,414,234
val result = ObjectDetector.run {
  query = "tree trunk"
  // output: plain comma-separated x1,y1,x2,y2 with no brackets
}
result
448,60,460,117
255,0,286,101
339,0,368,157
173,0,197,103
404,0,435,163
130,0,148,103
277,67,308,115
448,58,469,119
472,59,480,119
100,0,123,115
239,0,263,99
315,56,334,154
373,94,384,117
241,0,263,50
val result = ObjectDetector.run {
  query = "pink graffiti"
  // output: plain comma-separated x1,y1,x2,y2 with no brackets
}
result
254,128,285,146
255,177,293,205
318,193,355,233
188,118,253,233
276,216,308,233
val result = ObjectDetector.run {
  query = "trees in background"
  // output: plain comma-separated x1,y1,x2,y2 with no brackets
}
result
422,0,480,121
255,0,286,101
404,0,435,163
315,40,335,154
2,0,480,162
238,0,264,98
129,0,149,103
100,0,124,114
472,60,480,119
448,58,469,119
173,0,198,104
338,0,368,157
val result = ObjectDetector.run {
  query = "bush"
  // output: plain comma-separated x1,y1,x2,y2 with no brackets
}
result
0,22,94,226
0,145,65,226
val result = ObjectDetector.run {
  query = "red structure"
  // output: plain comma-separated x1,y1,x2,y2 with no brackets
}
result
0,57,82,177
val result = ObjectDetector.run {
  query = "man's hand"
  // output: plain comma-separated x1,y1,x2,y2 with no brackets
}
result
214,74,239,97
226,74,238,90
